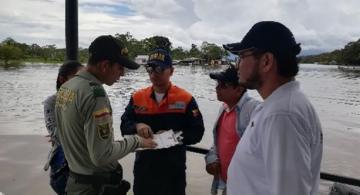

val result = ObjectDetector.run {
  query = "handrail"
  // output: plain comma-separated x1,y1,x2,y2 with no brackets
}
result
186,146,360,187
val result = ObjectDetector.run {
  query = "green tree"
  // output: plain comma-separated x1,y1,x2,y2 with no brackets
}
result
300,38,360,65
200,41,225,62
2,37,17,46
115,32,147,59
342,39,360,65
79,48,88,63
42,44,57,61
0,44,23,65
142,36,172,52
115,32,134,44
171,46,187,60
189,44,201,58
2,37,30,57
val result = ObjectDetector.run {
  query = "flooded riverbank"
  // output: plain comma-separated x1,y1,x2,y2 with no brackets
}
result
0,63,359,194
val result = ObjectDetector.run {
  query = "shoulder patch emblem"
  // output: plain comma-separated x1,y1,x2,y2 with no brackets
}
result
169,101,186,110
93,108,112,139
192,109,200,117
56,87,75,110
92,85,106,98
97,123,111,139
133,105,148,112
93,108,111,118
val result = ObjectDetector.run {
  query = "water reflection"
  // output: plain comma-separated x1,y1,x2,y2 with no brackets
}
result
0,63,25,70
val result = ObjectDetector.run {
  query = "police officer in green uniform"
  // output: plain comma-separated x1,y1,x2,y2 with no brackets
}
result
55,35,157,195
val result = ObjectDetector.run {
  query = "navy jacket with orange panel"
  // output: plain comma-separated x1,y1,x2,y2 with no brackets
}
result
121,84,204,145
120,84,205,194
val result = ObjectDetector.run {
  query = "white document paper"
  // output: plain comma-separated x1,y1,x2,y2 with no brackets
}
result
135,129,183,150
153,130,182,149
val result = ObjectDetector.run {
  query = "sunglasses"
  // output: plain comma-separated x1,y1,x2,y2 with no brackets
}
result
145,65,167,74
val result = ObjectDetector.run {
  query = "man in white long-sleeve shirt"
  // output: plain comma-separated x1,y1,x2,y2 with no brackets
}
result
223,21,323,195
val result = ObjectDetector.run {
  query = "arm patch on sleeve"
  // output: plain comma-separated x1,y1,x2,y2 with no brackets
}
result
192,109,200,117
97,123,111,139
93,108,112,140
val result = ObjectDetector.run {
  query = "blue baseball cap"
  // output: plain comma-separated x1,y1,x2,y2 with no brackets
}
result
223,21,301,56
147,48,172,68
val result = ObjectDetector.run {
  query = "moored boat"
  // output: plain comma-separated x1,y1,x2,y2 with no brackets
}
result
338,65,360,73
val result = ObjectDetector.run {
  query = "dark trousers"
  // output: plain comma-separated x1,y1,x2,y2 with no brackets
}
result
133,162,186,195
49,147,69,195
66,177,130,195
67,167,129,195
50,167,69,195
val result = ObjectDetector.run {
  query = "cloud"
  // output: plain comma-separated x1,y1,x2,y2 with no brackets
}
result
80,2,135,16
1,0,360,54
0,0,64,46
129,0,200,28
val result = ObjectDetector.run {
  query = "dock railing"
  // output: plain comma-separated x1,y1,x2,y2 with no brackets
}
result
186,146,360,187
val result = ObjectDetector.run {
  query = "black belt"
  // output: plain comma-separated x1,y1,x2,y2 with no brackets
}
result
69,165,123,185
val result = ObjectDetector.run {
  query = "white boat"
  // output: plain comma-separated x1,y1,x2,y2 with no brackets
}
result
338,65,360,73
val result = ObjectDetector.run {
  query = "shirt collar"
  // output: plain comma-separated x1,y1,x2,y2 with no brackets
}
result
223,103,236,113
223,91,251,113
77,71,102,85
262,80,299,108
234,91,250,110
150,82,173,100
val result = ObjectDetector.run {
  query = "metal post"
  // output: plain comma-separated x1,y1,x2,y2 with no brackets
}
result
65,0,78,61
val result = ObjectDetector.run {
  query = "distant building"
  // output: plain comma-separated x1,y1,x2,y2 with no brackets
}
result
210,58,229,66
135,55,148,65
179,57,205,66
172,60,180,65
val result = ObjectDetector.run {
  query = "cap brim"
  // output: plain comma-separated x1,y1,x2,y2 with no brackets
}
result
209,72,225,81
147,60,172,68
223,42,251,55
118,57,140,70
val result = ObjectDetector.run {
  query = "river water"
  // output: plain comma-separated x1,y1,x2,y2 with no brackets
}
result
0,63,360,190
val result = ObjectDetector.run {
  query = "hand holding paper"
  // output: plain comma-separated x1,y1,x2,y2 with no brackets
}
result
152,130,183,149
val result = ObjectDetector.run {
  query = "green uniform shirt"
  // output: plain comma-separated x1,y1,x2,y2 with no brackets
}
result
55,71,140,175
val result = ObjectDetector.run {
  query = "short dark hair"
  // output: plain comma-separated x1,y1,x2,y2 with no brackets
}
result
56,61,83,90
275,53,299,77
87,53,115,66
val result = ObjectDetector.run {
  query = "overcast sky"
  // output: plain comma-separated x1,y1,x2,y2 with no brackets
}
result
1,0,360,55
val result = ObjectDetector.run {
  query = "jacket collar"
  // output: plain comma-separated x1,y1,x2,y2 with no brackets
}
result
150,82,173,100
235,91,251,111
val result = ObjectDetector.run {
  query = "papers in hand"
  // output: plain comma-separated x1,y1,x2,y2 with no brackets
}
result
153,130,183,149
137,129,183,150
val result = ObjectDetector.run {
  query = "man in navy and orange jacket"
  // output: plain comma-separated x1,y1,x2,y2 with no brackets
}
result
120,48,205,195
